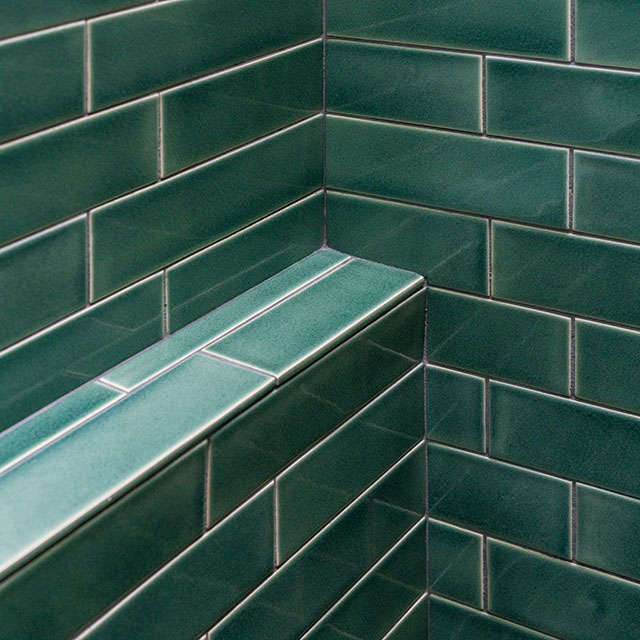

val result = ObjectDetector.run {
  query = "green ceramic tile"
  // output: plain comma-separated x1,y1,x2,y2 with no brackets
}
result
327,0,568,60
0,25,83,143
429,443,571,556
427,289,570,394
104,250,349,390
493,222,640,326
208,290,425,523
167,194,324,332
385,596,427,640
327,40,481,131
163,41,322,175
0,445,205,640
488,539,640,640
426,365,485,452
0,97,157,247
0,217,86,350
429,519,482,608
277,366,424,560
0,354,272,579
575,151,640,243
0,275,163,432
326,116,568,228
327,192,488,295
209,448,425,640
91,116,322,300
487,58,640,156
491,381,640,498
80,484,274,640
90,0,321,109
576,320,640,414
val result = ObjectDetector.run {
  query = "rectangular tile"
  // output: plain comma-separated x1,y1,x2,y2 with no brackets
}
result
327,40,481,131
0,97,157,247
427,289,570,394
163,41,322,175
386,596,427,640
487,58,640,156
327,192,488,295
488,539,640,640
91,117,323,300
429,443,571,556
326,115,568,228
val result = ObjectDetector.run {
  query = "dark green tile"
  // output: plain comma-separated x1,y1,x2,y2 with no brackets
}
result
208,290,425,523
163,41,322,175
167,194,324,332
327,192,488,294
429,443,571,556
326,116,568,228
386,596,427,640
491,381,640,498
576,320,640,414
494,222,640,326
0,445,205,640
82,484,274,640
487,58,640,156
90,0,321,109
488,539,640,640
91,117,322,300
575,151,640,243
0,25,83,143
429,520,482,608
277,366,424,560
327,0,568,60
427,365,485,453
0,97,157,246
427,289,570,394
0,217,86,350
0,275,163,432
327,40,481,131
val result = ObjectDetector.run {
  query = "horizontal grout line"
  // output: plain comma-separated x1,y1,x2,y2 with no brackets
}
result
0,213,87,254
380,593,428,640
0,19,85,45
198,350,276,379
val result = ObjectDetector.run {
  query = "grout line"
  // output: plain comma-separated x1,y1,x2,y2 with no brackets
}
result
157,95,164,179
570,317,576,397
0,214,87,255
96,378,127,394
380,593,428,640
83,21,91,114
482,535,488,610
488,219,493,297
481,55,487,135
483,379,491,455
568,149,575,230
571,481,577,561
162,270,169,337
322,0,328,245
273,479,280,568
570,0,577,63
198,350,276,379
85,212,92,304
204,439,212,530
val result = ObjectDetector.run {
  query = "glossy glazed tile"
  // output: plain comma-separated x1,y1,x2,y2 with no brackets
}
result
426,365,485,452
0,445,205,640
91,117,322,300
0,217,86,350
575,151,640,243
327,0,569,60
493,222,640,326
163,41,322,175
487,58,640,156
167,194,324,332
427,289,570,394
0,354,272,578
491,381,640,497
0,25,83,143
209,447,425,640
208,290,425,523
327,192,488,295
385,596,428,640
90,0,321,109
277,366,424,560
429,519,482,608
0,97,157,247
429,443,571,556
488,539,640,640
326,116,568,228
79,484,273,640
327,40,481,131
576,320,640,414
0,275,163,431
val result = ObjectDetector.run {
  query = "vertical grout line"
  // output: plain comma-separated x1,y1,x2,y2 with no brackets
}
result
570,317,576,397
162,270,169,337
568,149,575,231
84,21,91,114
423,287,430,638
571,481,578,561
488,219,493,298
483,379,491,456
481,55,487,135
570,0,577,63
482,535,488,611
157,95,164,180
273,479,280,569
322,0,328,246
85,212,92,305
204,438,212,531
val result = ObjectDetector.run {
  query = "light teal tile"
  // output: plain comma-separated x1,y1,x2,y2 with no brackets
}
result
386,596,427,640
326,116,568,228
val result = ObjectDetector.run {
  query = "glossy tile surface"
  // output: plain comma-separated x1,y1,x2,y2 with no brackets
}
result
327,192,488,294
327,40,481,131
386,596,427,640
429,443,571,556
427,289,570,394
326,116,568,228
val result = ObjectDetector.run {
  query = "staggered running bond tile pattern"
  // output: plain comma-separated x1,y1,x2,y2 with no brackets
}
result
325,1,640,638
